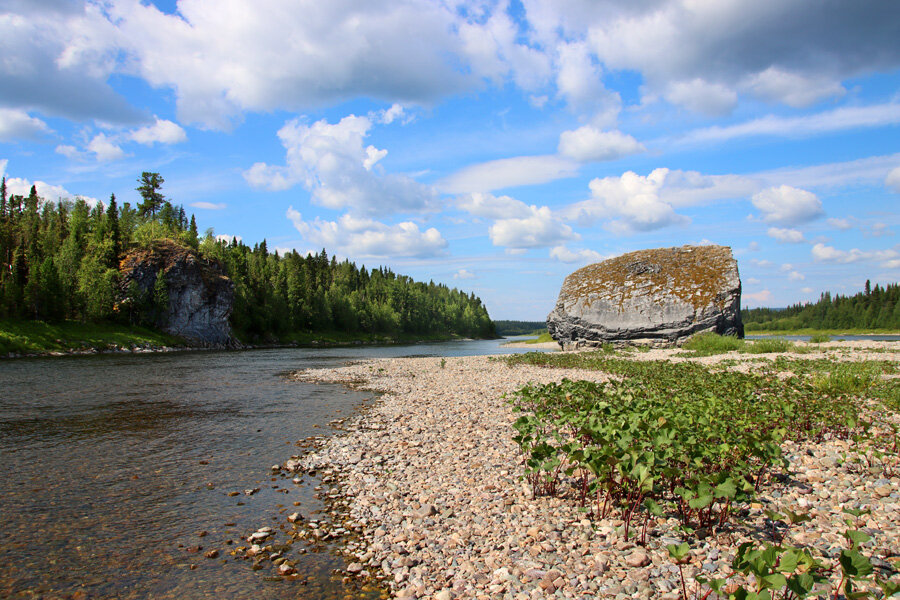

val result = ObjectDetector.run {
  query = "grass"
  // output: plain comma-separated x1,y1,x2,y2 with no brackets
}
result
238,329,468,347
524,332,555,344
745,326,900,336
681,332,745,355
0,319,186,355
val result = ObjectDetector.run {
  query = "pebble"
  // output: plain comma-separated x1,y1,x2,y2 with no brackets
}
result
293,350,900,600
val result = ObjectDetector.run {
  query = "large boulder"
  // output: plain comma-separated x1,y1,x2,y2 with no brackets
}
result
119,241,237,346
547,245,742,348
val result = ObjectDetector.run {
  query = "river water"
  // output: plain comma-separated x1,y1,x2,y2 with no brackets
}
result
0,338,544,600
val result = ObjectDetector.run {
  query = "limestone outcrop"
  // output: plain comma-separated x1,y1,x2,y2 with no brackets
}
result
547,245,742,348
119,241,236,346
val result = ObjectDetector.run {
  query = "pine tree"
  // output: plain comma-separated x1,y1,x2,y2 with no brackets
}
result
1,176,6,218
136,172,165,218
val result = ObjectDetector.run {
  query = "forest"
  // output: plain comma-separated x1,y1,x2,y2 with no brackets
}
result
742,281,900,331
0,173,495,342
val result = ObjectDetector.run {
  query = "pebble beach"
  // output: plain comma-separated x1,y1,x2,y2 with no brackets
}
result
293,342,900,599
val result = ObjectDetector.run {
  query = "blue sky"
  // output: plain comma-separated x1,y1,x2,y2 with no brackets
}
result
1,0,899,320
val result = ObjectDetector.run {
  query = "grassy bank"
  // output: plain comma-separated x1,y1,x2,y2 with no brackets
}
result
746,326,900,336
0,319,187,356
242,329,473,347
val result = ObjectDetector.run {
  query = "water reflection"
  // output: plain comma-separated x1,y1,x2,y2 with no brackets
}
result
0,339,544,599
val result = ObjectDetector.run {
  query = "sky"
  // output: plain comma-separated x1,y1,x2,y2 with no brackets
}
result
1,0,899,321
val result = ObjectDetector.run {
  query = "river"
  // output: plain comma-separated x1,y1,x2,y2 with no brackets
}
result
0,338,545,600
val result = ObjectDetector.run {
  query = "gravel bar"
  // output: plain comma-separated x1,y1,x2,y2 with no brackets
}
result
294,348,899,599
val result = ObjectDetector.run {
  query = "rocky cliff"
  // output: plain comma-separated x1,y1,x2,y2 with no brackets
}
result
119,241,236,347
547,245,743,348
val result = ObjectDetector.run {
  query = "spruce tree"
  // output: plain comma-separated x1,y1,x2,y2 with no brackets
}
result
106,193,120,266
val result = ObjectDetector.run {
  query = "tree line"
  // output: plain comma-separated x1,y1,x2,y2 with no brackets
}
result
742,280,900,331
0,173,495,341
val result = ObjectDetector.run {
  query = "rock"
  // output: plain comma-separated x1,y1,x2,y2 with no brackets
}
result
625,550,651,567
118,240,237,347
287,512,303,523
204,549,219,559
547,245,743,348
347,562,364,573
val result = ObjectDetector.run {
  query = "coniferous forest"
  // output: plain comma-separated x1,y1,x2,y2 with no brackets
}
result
0,173,495,342
742,281,900,331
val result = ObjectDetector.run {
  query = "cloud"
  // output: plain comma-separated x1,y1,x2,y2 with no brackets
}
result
563,168,690,232
287,207,447,258
453,269,477,280
489,205,577,249
557,126,644,162
437,155,579,194
0,108,51,141
751,186,823,225
767,227,805,243
801,287,814,294
681,103,900,145
886,166,900,193
555,40,620,120
456,192,531,220
245,115,436,216
131,118,187,145
86,132,126,161
190,201,226,210
864,223,893,238
743,290,773,306
3,173,98,206
828,217,853,230
103,0,484,128
742,67,845,108
562,0,900,113
549,245,605,264
811,243,899,266
664,78,737,116
787,270,805,281
0,3,142,123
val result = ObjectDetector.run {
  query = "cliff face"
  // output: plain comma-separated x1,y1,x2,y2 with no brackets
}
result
119,241,236,346
547,245,743,348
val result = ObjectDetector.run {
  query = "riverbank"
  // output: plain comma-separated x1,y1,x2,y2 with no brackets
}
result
294,342,899,599
0,319,498,359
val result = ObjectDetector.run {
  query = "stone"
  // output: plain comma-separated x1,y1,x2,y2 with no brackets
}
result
625,550,650,568
547,245,743,348
118,240,237,347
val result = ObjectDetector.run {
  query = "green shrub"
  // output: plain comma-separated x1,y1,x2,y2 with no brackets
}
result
744,338,795,354
681,332,744,355
808,333,831,343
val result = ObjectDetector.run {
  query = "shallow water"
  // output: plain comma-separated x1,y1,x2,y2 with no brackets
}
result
0,338,544,599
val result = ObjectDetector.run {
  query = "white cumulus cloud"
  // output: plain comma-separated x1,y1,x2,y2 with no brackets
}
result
0,108,52,141
246,115,436,216
767,227,805,243
549,246,605,264
557,126,644,162
563,168,690,233
86,133,126,161
664,78,737,116
287,207,447,258
453,269,477,280
752,185,823,225
131,118,187,145
489,205,577,249
811,243,899,266
456,192,532,220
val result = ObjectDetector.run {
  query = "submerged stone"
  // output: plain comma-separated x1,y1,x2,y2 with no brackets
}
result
547,244,743,348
